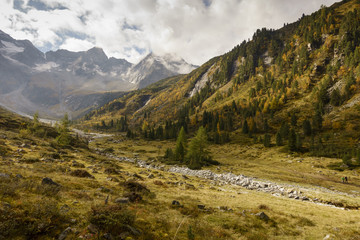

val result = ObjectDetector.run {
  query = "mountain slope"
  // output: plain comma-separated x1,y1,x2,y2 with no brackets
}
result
84,0,360,160
0,31,196,119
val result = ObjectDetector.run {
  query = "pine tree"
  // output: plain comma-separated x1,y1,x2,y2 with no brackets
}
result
276,131,283,146
186,127,212,169
302,119,312,136
175,127,187,162
291,113,297,127
264,134,271,147
312,110,323,132
242,119,249,134
288,129,297,151
56,113,72,146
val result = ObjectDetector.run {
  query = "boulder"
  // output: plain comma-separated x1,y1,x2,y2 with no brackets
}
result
42,177,60,186
87,224,99,234
58,227,72,240
114,198,129,204
70,170,94,178
197,204,205,209
255,212,270,221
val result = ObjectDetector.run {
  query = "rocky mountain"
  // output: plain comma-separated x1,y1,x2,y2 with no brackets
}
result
0,30,196,119
126,53,198,89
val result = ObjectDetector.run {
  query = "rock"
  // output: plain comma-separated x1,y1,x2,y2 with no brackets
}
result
132,173,143,180
98,186,111,193
104,168,118,175
58,227,72,240
184,183,196,190
114,198,129,204
103,233,114,240
70,170,94,178
323,234,335,240
123,192,142,203
172,200,180,206
119,232,131,239
255,212,270,221
218,206,230,211
2,202,11,208
147,174,155,179
72,161,85,168
20,143,31,148
197,204,205,209
87,224,99,234
124,225,141,236
302,197,309,201
42,177,60,186
0,173,10,178
60,204,70,213
153,180,164,186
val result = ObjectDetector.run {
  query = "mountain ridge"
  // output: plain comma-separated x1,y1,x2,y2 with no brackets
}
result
0,30,197,119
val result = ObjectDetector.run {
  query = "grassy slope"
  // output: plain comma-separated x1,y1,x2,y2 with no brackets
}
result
1,106,360,239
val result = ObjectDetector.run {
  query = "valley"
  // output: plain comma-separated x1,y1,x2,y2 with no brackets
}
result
0,106,359,239
1,0,360,239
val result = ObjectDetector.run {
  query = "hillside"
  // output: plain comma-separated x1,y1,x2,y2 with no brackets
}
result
83,0,360,161
1,106,360,239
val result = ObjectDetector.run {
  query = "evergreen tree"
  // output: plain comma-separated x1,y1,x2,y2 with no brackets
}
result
56,113,72,146
263,119,269,133
276,131,283,146
302,119,312,136
296,133,302,150
280,122,290,139
312,110,323,132
291,113,297,127
330,88,341,106
175,127,187,162
242,119,249,134
186,127,212,169
288,129,297,151
264,134,271,147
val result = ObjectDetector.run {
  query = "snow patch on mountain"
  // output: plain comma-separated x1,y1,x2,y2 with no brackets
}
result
0,41,25,55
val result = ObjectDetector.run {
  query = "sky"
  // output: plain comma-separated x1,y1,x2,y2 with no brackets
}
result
0,0,339,65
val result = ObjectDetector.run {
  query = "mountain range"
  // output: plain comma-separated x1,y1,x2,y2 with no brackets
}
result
0,30,197,119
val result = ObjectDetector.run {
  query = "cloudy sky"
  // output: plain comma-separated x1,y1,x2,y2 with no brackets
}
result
1,0,338,65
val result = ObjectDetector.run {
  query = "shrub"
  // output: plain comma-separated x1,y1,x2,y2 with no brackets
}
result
88,204,135,236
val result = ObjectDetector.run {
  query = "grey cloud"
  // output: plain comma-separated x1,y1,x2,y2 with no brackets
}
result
1,0,339,65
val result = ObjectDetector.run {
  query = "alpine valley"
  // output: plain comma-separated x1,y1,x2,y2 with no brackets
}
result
1,0,360,240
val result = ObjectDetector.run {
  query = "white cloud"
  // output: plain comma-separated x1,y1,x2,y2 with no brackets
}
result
59,38,94,52
0,0,339,65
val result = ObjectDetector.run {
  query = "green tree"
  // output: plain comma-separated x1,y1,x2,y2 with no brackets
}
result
312,110,323,132
56,113,72,146
264,134,271,147
276,131,283,146
242,120,249,134
186,127,212,169
288,129,297,151
174,127,187,162
291,113,297,127
330,88,341,106
302,119,312,136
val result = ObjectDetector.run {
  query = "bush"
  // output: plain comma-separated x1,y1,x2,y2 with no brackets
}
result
0,198,67,239
88,204,136,236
